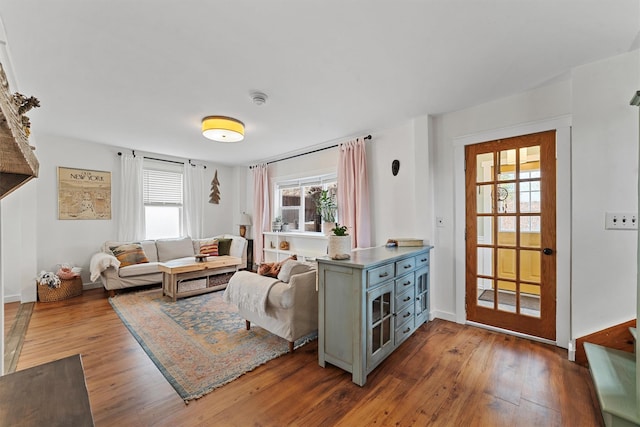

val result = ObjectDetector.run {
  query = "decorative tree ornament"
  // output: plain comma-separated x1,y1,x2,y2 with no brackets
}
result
209,169,221,204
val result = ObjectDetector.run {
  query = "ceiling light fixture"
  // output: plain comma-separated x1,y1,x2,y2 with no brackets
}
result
201,116,245,142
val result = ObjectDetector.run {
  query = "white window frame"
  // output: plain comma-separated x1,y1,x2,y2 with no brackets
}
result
274,173,337,233
143,159,184,239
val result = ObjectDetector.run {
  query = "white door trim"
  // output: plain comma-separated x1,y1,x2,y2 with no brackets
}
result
453,115,572,349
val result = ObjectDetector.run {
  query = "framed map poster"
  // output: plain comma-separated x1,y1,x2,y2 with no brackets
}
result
58,167,111,220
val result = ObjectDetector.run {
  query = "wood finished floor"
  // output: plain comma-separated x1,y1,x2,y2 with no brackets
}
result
11,288,603,427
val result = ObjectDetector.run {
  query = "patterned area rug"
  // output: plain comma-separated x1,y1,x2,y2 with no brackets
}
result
109,287,315,402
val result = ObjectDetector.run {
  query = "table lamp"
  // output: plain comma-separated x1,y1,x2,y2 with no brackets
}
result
239,212,252,238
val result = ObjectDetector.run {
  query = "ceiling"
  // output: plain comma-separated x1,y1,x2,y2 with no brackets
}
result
0,1,638,166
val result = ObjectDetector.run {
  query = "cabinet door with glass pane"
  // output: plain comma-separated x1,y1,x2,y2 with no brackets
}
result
415,266,430,325
367,281,395,370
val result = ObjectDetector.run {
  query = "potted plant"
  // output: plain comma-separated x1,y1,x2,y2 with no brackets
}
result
328,223,351,259
317,189,337,235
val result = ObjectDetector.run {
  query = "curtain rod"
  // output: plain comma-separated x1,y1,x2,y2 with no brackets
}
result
250,134,371,169
117,151,206,168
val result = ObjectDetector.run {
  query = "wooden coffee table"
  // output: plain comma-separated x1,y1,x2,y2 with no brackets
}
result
159,256,242,301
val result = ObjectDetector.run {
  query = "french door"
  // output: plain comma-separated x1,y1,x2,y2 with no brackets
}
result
465,130,556,340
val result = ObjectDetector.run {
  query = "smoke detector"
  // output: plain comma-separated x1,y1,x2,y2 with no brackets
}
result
250,91,268,106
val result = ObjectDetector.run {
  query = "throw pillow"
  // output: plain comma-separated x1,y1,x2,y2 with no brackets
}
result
109,243,149,268
257,255,297,278
217,238,232,256
199,239,219,256
277,260,313,283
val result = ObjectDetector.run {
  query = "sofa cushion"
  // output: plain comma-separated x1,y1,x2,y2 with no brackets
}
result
139,240,159,262
277,260,314,283
156,237,194,262
109,243,150,267
217,238,232,256
198,238,219,256
119,262,161,278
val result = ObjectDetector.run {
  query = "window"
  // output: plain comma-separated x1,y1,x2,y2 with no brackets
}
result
275,174,337,232
143,160,183,239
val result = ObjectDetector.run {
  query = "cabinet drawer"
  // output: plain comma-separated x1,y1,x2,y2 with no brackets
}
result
394,273,414,294
415,252,430,268
395,257,416,275
395,316,415,346
367,264,395,287
395,286,414,310
396,305,414,324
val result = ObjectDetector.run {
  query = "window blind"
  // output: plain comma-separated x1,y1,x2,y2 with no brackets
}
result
143,169,183,205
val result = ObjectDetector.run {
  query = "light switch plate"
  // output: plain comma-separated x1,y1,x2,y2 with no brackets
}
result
605,212,638,230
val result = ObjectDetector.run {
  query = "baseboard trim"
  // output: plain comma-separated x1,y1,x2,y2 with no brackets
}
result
432,310,457,323
2,294,20,304
83,282,103,290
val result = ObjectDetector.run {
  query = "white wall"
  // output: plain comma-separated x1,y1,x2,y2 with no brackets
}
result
431,79,572,320
431,49,640,344
1,180,38,302
571,51,639,338
247,124,433,254
0,133,238,299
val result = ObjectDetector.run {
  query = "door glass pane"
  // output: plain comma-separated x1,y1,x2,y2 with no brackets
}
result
382,292,391,317
521,284,541,318
520,250,541,284
372,325,381,352
520,180,541,213
497,218,516,245
477,247,493,276
476,152,494,183
520,231,541,249
498,149,516,181
382,318,391,344
520,146,540,176
520,215,541,234
477,185,493,214
477,216,493,244
477,278,494,308
497,248,516,280
372,295,381,323
496,183,515,213
497,280,517,313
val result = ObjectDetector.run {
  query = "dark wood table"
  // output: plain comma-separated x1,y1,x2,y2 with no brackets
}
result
0,354,94,426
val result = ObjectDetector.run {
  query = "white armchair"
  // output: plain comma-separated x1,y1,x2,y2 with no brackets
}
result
223,263,318,352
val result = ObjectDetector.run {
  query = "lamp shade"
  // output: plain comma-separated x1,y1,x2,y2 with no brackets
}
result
239,213,252,226
202,116,244,142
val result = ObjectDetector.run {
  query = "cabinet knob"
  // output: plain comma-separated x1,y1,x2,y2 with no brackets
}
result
403,327,411,333
404,281,411,286
404,264,412,269
379,272,389,278
403,296,411,302
403,312,411,318
420,258,427,262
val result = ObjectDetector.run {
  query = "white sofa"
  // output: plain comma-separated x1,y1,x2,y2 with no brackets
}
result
223,261,318,352
90,234,247,296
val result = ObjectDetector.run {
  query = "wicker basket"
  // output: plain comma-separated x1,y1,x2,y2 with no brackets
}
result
37,276,83,302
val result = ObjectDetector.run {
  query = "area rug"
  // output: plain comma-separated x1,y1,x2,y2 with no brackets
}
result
109,287,315,402
478,289,540,311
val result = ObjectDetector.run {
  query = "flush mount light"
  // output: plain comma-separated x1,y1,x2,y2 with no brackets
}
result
201,116,245,142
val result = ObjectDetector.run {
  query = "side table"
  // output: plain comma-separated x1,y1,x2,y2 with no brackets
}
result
246,238,254,271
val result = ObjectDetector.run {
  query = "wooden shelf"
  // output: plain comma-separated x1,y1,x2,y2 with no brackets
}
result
263,232,328,263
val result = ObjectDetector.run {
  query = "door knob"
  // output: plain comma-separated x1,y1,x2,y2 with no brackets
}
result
543,248,553,255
